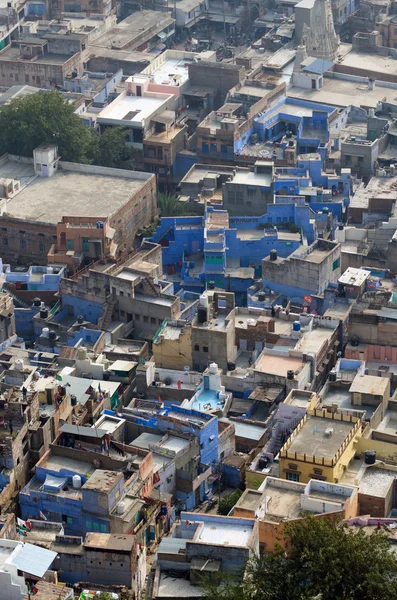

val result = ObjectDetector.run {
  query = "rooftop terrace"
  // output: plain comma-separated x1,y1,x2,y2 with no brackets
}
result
0,159,152,223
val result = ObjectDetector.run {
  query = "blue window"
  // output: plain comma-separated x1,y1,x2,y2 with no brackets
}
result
202,142,209,154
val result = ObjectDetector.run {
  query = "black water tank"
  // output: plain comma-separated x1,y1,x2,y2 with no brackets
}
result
208,281,215,290
329,371,337,382
71,394,77,407
49,330,57,340
40,308,48,319
287,370,294,380
270,249,277,261
338,224,344,231
33,297,41,307
77,315,84,324
227,362,236,371
258,292,266,302
103,371,110,381
365,450,376,465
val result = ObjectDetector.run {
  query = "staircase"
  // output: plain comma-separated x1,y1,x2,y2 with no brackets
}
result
144,277,161,297
100,298,116,330
3,287,30,308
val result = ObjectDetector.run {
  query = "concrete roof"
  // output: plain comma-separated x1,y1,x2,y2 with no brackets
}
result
84,532,135,551
288,76,397,109
285,415,356,460
339,267,370,287
0,159,152,224
97,92,170,126
91,10,174,50
82,469,122,492
359,467,397,498
349,374,389,395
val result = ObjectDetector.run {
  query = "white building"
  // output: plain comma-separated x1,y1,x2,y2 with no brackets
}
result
0,539,57,599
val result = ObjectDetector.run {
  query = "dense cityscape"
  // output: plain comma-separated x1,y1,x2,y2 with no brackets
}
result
1,0,397,597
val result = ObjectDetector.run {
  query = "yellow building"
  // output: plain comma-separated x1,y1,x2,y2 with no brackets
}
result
279,408,363,484
152,320,192,370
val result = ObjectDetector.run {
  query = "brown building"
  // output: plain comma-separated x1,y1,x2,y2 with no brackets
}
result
143,114,187,190
0,145,157,265
0,36,84,88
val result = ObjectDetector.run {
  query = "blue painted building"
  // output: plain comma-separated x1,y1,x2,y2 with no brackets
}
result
151,207,311,298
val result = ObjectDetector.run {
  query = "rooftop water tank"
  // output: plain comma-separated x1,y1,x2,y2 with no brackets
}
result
42,327,50,338
116,501,126,515
209,362,218,374
14,358,24,371
78,347,87,360
293,321,301,332
199,293,209,308
72,475,82,489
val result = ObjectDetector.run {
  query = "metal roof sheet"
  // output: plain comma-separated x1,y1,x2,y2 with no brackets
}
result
11,543,57,578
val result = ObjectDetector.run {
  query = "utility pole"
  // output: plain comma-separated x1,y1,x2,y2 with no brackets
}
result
222,0,227,47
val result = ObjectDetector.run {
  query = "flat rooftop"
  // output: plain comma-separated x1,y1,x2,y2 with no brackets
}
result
98,92,168,125
295,328,333,355
149,57,193,86
0,45,72,64
289,75,397,109
349,374,389,396
285,415,356,459
359,467,397,498
91,10,174,50
42,454,96,476
350,177,397,211
231,170,272,187
0,159,151,223
196,520,253,547
255,353,303,377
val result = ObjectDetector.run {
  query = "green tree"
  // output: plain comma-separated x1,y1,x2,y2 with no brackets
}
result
0,91,93,162
204,517,397,600
93,126,135,169
157,193,187,217
217,488,243,515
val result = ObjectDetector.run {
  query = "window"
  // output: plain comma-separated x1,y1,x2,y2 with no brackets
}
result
39,243,45,252
221,144,227,154
144,316,148,323
157,147,163,159
25,74,29,83
286,472,299,482
203,345,209,353
20,239,26,250
67,239,74,250
82,237,89,252
332,258,340,270
202,142,209,154
2,238,7,246
135,314,140,321
358,156,364,163
82,43,86,50
247,187,256,197
151,317,156,324
194,343,200,351
210,143,217,153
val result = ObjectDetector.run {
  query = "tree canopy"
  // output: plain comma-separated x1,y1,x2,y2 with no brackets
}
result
0,91,133,169
204,517,397,600
157,193,188,217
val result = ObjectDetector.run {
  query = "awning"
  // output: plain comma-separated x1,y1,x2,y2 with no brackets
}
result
205,14,240,23
152,113,175,126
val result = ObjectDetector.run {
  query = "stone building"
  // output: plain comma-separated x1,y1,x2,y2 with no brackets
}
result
0,145,157,265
